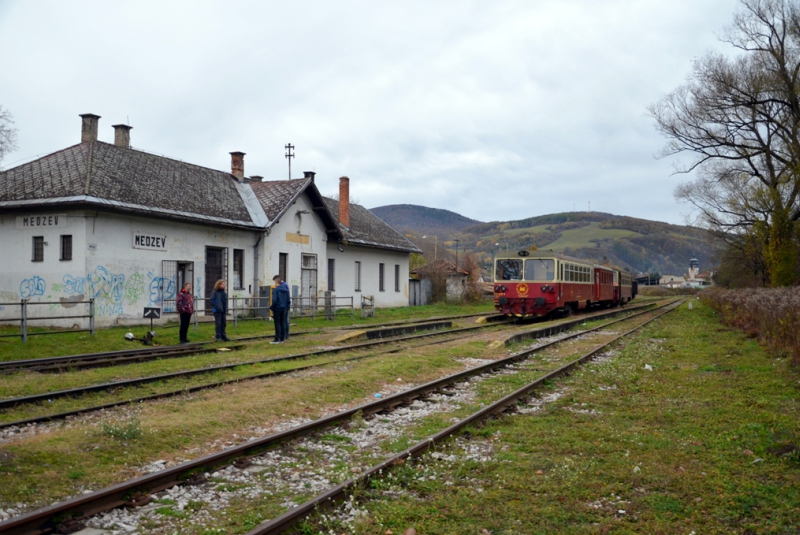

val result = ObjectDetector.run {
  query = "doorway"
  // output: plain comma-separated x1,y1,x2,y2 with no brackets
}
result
205,247,227,312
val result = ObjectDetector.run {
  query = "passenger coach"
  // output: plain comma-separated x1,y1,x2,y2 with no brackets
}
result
493,251,636,318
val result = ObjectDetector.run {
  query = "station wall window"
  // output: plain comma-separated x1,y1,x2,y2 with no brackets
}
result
354,261,361,292
379,263,385,292
394,264,400,292
32,236,44,262
328,258,336,292
60,235,72,261
279,253,288,282
233,249,244,289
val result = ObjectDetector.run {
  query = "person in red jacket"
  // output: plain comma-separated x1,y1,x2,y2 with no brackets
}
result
176,282,194,344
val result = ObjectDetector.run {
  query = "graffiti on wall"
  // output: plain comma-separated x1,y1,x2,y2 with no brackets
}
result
85,266,126,316
124,272,145,306
20,276,46,299
148,273,177,312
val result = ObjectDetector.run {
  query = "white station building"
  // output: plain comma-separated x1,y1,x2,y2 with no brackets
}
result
0,114,421,327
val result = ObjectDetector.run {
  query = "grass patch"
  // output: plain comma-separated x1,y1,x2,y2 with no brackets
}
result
302,300,800,534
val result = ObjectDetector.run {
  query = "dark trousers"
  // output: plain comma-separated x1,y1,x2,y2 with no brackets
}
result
179,313,191,342
273,309,287,341
284,309,290,339
214,313,227,340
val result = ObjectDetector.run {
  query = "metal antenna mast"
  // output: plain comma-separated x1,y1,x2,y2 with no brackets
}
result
285,143,295,180
454,238,461,269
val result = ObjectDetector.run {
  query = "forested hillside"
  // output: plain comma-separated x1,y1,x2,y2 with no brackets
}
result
369,204,715,277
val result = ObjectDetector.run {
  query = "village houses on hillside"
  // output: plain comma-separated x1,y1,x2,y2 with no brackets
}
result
0,114,421,327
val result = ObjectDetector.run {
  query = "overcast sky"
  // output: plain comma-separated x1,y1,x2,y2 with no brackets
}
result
0,0,738,225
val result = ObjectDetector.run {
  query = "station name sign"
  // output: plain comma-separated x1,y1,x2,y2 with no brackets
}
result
16,214,67,229
133,231,168,251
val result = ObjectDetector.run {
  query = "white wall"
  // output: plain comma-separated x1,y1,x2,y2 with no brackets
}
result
0,210,260,327
325,243,410,308
260,193,330,301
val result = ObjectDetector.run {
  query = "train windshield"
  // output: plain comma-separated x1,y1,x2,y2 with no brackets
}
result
524,258,555,281
495,259,523,280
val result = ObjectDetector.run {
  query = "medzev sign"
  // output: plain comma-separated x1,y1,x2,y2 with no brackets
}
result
133,231,167,251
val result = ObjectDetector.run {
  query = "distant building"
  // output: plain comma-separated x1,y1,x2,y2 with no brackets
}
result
682,257,713,288
411,259,470,301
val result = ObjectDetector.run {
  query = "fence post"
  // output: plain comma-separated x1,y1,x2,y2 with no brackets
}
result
20,299,27,343
233,296,238,328
89,298,95,335
193,295,199,331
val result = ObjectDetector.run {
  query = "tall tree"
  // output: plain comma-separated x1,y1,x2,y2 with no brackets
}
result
0,106,18,167
649,0,800,286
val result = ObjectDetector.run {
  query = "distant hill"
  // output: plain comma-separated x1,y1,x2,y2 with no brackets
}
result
370,204,481,238
370,204,716,277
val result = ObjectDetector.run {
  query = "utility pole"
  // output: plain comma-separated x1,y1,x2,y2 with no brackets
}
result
285,143,295,180
454,238,460,269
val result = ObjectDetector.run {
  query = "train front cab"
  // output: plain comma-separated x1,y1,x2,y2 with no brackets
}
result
494,255,558,317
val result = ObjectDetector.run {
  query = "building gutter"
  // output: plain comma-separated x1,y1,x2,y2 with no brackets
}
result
0,196,260,231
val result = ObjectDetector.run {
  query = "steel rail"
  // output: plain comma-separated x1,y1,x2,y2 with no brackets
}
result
0,321,499,410
0,303,656,411
245,298,686,535
0,312,505,374
0,300,678,535
0,326,508,431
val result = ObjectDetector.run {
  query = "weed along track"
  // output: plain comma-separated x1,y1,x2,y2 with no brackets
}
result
0,300,680,534
0,305,657,431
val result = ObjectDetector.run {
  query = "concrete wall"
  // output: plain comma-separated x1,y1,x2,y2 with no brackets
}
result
325,243,410,308
260,193,329,300
0,193,415,328
0,210,260,327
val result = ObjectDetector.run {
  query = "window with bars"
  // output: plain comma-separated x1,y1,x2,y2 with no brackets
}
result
60,235,72,261
328,258,335,291
354,261,361,292
233,249,244,289
394,264,400,292
32,236,44,262
379,263,385,292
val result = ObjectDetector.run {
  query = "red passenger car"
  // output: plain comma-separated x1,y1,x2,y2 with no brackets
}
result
493,251,634,318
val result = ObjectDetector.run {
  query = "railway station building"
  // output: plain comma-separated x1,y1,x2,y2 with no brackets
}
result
0,114,420,328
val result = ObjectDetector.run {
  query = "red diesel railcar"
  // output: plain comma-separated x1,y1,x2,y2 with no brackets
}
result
493,251,635,318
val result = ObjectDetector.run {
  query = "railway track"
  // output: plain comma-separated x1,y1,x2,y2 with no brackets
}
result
0,313,506,374
0,299,680,535
0,303,657,429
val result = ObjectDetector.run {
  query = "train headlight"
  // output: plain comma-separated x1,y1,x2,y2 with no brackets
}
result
541,285,547,292
548,285,554,292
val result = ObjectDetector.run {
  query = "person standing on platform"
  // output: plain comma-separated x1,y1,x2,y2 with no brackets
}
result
270,275,291,343
210,279,230,342
280,277,291,340
176,282,194,344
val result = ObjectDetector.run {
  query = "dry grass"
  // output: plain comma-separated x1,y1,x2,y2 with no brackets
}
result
702,287,800,365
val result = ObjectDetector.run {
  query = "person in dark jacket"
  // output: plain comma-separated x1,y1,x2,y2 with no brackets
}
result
210,279,230,342
270,275,291,343
280,278,291,339
176,282,194,344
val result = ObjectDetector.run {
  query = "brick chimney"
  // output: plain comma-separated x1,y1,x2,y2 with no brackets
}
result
303,171,316,182
230,151,245,180
112,124,132,148
80,113,100,142
339,176,350,227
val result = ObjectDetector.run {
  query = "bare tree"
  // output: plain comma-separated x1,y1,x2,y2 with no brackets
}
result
649,0,800,286
0,106,18,167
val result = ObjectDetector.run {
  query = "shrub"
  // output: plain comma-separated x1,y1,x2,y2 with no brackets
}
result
702,287,800,365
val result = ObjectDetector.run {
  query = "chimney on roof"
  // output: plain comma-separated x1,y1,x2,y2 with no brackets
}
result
339,176,350,227
80,113,100,142
112,124,132,148
303,171,316,182
230,151,245,180
249,175,263,182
